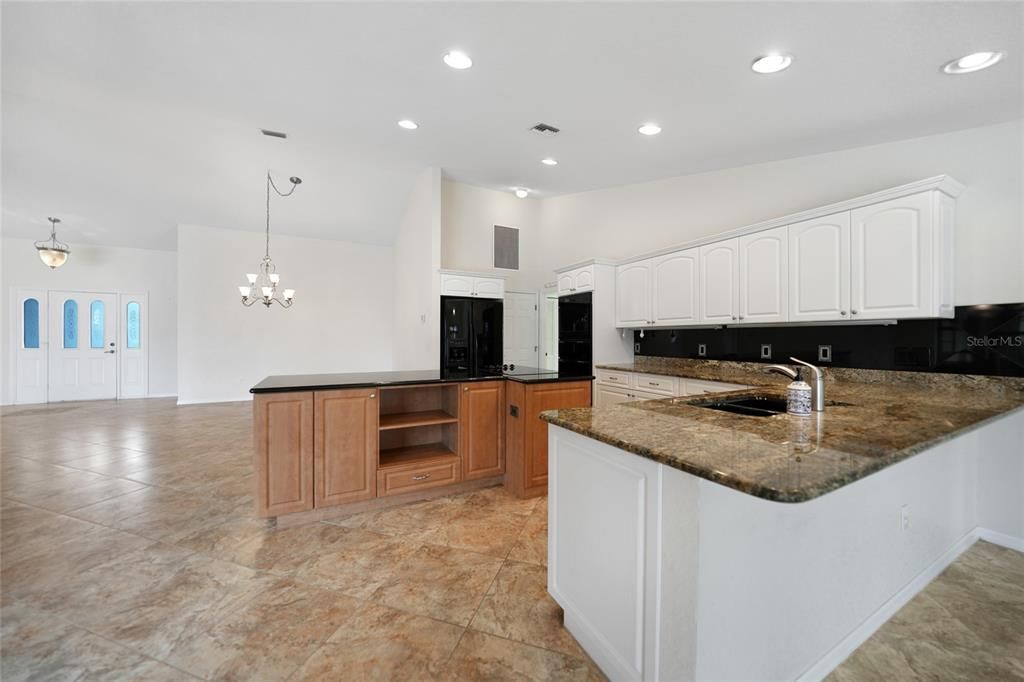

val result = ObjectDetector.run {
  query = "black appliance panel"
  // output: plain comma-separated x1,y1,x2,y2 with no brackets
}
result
558,292,593,377
441,296,504,376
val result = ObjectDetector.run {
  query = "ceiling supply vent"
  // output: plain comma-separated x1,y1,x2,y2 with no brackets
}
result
260,129,288,139
528,122,560,135
494,225,519,270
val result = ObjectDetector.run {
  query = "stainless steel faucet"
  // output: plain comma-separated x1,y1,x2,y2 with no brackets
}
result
765,358,825,412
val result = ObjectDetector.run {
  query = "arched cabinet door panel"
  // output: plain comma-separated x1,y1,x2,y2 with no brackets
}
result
739,226,788,324
788,213,851,323
652,249,698,326
615,262,652,328
699,239,739,325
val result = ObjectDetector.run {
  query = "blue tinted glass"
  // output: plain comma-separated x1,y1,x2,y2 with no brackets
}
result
126,302,140,349
63,300,78,348
23,298,40,349
90,300,105,348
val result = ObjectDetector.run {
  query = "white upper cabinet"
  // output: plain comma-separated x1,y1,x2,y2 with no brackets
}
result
652,249,699,326
557,265,595,296
739,226,788,324
615,262,652,327
850,193,935,320
440,272,504,299
699,239,739,324
789,213,851,322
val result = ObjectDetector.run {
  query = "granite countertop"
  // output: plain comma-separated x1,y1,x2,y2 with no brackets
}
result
251,368,592,393
544,358,1024,503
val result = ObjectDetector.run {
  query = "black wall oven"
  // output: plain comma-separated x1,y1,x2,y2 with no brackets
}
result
558,292,592,377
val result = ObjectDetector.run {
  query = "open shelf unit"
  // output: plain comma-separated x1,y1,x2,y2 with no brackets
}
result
378,384,460,470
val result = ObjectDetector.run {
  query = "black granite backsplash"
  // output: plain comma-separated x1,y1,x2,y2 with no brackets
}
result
634,304,1024,377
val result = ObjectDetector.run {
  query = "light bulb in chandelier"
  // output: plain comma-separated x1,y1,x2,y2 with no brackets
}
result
238,171,301,308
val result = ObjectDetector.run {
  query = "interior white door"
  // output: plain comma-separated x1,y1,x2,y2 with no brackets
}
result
14,289,47,404
119,293,148,398
652,249,698,326
48,291,118,402
615,262,652,327
542,295,559,370
699,239,739,324
788,212,851,322
502,291,539,368
739,226,788,323
851,193,933,320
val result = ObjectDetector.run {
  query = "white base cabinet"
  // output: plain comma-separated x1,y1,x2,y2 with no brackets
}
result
593,368,748,406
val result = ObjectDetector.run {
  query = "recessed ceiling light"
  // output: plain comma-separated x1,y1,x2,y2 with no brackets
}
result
751,54,793,74
397,119,418,130
514,188,529,199
541,158,558,166
443,51,473,70
942,51,1004,74
638,123,662,136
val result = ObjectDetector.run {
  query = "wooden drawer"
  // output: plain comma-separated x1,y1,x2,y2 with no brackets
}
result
377,458,460,497
633,373,679,396
595,369,634,388
681,378,750,395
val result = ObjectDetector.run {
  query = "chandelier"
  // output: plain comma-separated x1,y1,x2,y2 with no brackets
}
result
35,217,71,269
239,171,301,308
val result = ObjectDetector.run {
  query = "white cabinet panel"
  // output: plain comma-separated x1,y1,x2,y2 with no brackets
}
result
851,193,932,320
595,384,635,407
699,239,739,325
615,262,652,327
473,277,505,299
788,213,851,322
440,273,504,299
739,226,788,324
557,272,575,296
573,266,595,293
440,274,475,296
652,249,699,326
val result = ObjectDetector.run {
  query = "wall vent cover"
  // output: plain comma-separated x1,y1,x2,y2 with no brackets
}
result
494,225,520,270
529,123,561,135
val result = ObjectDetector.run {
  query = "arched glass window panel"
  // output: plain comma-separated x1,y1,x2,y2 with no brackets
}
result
126,301,141,349
63,300,78,348
23,298,40,349
90,300,105,348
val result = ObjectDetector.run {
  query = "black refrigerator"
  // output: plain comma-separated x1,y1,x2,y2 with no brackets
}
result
441,296,504,377
558,292,593,376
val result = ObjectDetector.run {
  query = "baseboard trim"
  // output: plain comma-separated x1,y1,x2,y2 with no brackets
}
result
796,530,979,682
175,396,252,405
976,527,1024,552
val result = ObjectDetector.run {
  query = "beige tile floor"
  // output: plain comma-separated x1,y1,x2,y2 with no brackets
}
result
1,398,601,681
2,398,1022,681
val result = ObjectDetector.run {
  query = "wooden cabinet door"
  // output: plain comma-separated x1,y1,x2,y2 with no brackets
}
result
314,388,377,508
460,381,505,480
556,272,575,296
739,226,788,324
524,381,592,494
573,266,595,293
615,262,652,327
254,392,314,517
788,212,851,322
652,249,698,326
699,239,739,324
851,193,933,320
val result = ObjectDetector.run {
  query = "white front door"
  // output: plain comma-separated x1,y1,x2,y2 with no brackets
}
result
502,291,539,368
119,293,148,398
48,291,118,402
14,289,48,404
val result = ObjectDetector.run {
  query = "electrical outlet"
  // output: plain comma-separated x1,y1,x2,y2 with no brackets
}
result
634,343,641,353
697,343,707,358
900,504,910,531
760,344,772,360
818,345,832,363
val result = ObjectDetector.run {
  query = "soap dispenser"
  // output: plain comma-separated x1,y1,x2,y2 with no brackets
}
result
786,370,812,416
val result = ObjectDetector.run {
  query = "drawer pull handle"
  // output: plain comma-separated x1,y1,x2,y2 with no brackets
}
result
412,474,431,481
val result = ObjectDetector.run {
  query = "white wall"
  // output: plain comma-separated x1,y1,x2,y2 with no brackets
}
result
441,180,547,293
1,237,177,403
392,168,442,370
177,224,394,403
537,119,1024,305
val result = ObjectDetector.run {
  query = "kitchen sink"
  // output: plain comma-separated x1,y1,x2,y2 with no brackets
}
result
690,395,789,417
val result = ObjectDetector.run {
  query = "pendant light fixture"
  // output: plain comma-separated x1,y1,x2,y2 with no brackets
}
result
238,171,301,308
35,217,71,269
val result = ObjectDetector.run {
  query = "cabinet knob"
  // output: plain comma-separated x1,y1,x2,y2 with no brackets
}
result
738,315,745,320
851,310,858,315
464,386,469,392
840,310,847,316
369,393,376,399
731,316,737,321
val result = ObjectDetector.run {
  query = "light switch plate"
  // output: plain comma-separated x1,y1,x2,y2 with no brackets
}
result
634,343,641,353
760,344,772,360
818,345,832,363
698,344,707,357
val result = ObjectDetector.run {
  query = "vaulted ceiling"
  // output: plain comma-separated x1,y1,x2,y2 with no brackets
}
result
3,1,1021,250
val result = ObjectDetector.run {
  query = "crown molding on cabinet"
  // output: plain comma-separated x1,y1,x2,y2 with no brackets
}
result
614,175,964,267
438,268,508,279
553,257,618,274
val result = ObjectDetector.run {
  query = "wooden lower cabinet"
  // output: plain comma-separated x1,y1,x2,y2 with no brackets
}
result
314,388,378,508
254,392,314,517
460,381,506,481
505,380,592,498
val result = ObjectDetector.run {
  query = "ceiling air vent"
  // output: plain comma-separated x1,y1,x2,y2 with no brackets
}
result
260,128,288,139
529,122,560,135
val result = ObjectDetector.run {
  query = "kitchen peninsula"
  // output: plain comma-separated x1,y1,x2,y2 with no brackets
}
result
250,368,591,522
541,359,1024,681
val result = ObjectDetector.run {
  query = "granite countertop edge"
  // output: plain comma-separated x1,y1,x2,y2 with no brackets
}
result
250,371,594,393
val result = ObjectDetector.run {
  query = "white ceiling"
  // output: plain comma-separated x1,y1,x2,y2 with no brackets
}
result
3,1,1022,251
